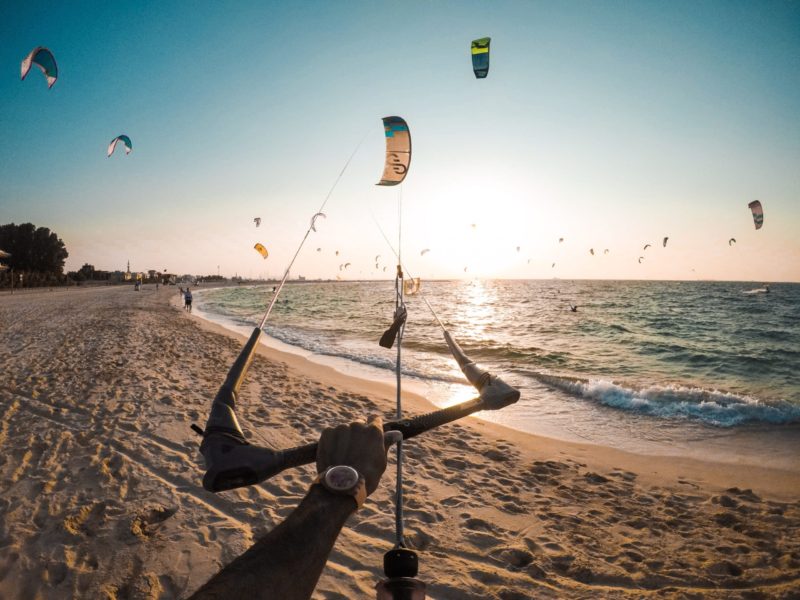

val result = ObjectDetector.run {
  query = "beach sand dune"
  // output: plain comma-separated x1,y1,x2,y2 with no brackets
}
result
1,286,799,599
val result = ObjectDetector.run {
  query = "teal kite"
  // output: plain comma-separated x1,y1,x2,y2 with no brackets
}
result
108,135,133,157
21,47,58,88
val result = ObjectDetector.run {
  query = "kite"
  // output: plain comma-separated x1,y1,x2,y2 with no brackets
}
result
551,263,556,268
603,249,609,255
404,278,421,295
471,37,491,79
470,224,477,229
383,266,387,272
558,238,564,243
375,255,381,263
663,237,669,247
254,243,268,259
310,212,326,232
316,247,321,252
335,250,339,256
377,116,411,186
20,47,58,88
516,246,520,252
107,135,133,157
464,267,468,272
748,200,764,230
729,238,736,246
638,256,644,264
589,248,595,256
375,263,380,269
254,218,261,227
643,244,651,251
420,248,430,256
344,262,351,269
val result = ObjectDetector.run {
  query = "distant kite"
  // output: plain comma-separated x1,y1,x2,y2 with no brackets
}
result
471,37,491,79
404,277,421,295
643,244,651,251
107,135,133,157
748,200,764,230
470,224,477,229
254,243,268,259
335,250,339,256
316,247,321,252
558,238,564,243
551,262,556,268
603,249,609,255
21,47,57,88
589,248,595,256
638,256,644,264
464,267,468,272
310,212,326,232
344,262,351,269
374,255,381,262
663,237,668,248
254,217,261,227
383,266,387,272
420,248,430,256
516,246,520,252
729,238,736,246
377,116,411,186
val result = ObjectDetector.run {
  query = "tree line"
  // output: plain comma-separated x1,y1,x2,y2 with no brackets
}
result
0,223,70,287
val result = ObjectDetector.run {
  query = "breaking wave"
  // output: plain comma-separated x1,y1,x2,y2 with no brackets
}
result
529,372,800,427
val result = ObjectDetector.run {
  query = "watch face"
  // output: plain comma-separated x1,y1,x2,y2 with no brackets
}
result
325,466,359,492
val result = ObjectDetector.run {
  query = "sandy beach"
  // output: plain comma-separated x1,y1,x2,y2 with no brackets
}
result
1,285,798,599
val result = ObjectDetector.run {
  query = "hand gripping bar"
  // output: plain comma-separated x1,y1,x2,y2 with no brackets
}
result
196,327,520,492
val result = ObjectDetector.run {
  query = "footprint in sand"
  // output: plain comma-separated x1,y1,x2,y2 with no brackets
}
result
129,505,178,540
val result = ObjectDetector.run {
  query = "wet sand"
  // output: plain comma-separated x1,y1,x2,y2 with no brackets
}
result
1,286,798,599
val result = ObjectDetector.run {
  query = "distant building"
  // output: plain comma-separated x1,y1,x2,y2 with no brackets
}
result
0,248,9,272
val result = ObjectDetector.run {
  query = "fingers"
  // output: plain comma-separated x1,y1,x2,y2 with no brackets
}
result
317,423,351,471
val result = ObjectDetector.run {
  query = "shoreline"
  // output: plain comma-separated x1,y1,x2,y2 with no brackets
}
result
187,285,800,483
179,287,800,501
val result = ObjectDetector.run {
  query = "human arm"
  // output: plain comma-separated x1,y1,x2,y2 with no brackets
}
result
189,417,395,600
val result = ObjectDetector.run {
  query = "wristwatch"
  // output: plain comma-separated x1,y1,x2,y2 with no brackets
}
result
314,465,367,510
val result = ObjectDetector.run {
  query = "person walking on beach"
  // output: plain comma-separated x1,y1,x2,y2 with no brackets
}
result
184,288,193,312
190,417,397,600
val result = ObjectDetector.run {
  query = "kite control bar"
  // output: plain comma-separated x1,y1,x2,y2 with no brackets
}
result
195,327,520,493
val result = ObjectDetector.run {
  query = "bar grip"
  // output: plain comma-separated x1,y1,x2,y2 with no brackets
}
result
274,397,484,472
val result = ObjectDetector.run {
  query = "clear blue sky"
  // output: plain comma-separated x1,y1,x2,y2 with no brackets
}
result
1,1,798,281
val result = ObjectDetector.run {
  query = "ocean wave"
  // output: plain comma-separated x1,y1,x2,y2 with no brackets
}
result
527,372,800,427
260,325,464,385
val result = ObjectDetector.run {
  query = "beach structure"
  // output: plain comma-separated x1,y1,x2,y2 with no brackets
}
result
0,248,9,271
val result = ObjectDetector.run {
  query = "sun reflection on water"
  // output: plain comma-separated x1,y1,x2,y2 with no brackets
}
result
456,279,498,342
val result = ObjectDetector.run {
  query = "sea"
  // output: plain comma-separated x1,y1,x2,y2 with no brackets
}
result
193,280,800,470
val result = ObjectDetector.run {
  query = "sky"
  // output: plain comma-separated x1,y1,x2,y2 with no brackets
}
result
1,0,798,282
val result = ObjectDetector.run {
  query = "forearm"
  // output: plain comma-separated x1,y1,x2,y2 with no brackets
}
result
189,485,356,600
